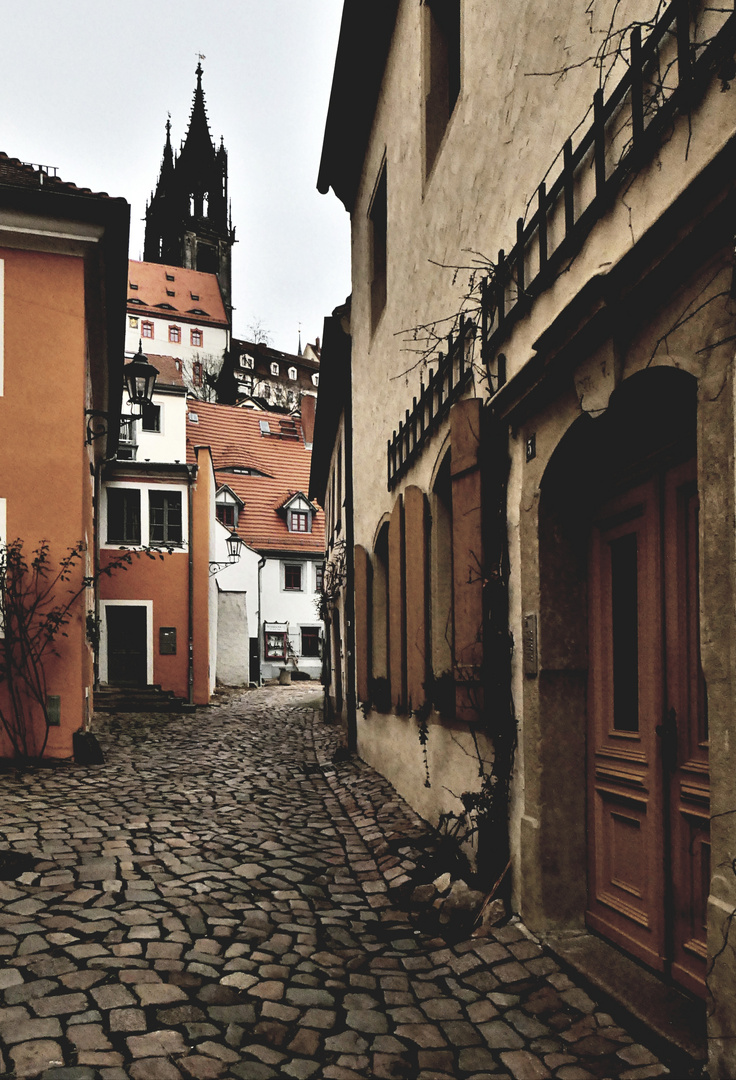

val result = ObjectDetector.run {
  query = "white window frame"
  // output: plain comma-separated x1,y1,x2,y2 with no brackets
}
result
101,482,188,551
288,366,297,381
99,599,154,685
270,362,280,376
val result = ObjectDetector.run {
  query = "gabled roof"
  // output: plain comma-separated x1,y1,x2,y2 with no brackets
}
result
143,353,186,391
186,401,324,555
128,260,228,328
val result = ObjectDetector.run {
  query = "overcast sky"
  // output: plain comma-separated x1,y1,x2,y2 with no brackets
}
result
0,1,350,355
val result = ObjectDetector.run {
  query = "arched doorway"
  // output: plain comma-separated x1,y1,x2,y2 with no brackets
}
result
538,368,708,996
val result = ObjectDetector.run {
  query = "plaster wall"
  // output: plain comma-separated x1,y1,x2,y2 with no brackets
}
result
125,318,227,370
216,592,249,686
260,556,323,680
133,390,187,464
0,248,89,758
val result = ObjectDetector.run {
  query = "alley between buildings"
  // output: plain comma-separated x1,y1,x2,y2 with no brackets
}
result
0,687,687,1079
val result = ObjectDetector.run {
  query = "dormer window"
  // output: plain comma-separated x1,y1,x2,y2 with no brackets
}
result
166,289,175,297
289,511,310,533
129,282,139,290
270,362,280,377
242,354,255,370
191,293,200,301
288,366,297,381
216,486,243,529
166,273,175,282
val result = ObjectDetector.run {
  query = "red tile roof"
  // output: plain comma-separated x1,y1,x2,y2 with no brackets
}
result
0,154,118,200
143,353,186,390
186,401,325,555
128,260,228,328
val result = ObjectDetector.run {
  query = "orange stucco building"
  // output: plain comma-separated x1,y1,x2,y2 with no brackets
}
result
0,154,129,758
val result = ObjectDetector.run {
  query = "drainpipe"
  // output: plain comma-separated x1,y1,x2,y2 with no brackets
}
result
344,330,357,754
187,475,194,706
257,555,266,686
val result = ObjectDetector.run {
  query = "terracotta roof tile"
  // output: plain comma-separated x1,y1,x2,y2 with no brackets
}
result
128,260,228,328
0,153,118,200
186,401,324,555
142,353,186,390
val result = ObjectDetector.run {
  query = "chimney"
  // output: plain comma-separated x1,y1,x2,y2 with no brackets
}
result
301,393,316,447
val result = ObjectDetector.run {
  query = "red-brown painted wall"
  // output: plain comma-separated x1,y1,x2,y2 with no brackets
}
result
0,248,90,758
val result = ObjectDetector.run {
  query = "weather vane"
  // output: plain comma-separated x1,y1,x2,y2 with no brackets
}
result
197,53,206,61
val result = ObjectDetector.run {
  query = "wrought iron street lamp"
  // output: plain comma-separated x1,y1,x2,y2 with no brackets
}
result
210,530,245,576
85,343,159,444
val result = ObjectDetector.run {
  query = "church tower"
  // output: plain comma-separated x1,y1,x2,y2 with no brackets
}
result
144,64,235,315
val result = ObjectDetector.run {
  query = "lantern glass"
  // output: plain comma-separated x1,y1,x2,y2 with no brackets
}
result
226,532,243,561
124,345,159,408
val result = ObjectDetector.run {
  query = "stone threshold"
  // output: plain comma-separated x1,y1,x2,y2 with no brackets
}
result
542,929,707,1072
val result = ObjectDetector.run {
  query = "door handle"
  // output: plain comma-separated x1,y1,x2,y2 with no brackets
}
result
656,707,678,770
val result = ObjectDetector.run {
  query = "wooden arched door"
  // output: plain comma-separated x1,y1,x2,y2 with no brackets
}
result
587,458,709,996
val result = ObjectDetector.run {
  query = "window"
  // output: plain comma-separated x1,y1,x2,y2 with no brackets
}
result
284,564,303,591
107,488,141,545
192,361,203,388
301,627,321,658
149,491,182,545
166,273,175,281
425,0,461,176
118,417,136,460
166,289,175,297
288,366,297,381
289,511,310,533
129,316,139,328
242,354,255,369
315,563,324,592
369,162,387,330
259,420,271,435
265,630,287,660
191,293,200,301
142,321,154,339
141,403,161,433
191,328,203,347
129,282,139,290
216,503,236,528
270,362,280,376
168,325,181,344
311,373,319,387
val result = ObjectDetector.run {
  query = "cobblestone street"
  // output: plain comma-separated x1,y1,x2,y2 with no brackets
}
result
0,687,685,1079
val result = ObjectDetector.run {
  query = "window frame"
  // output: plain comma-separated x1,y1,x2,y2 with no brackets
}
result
369,160,387,332
289,510,310,534
141,320,154,339
168,325,182,344
300,626,321,658
141,402,161,434
148,489,183,547
191,328,203,347
283,563,303,592
106,487,142,546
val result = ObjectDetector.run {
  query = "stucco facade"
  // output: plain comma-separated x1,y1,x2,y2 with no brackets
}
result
318,1,736,1072
0,158,128,760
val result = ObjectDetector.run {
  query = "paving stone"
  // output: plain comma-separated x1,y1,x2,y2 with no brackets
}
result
10,1039,65,1078
0,689,677,1080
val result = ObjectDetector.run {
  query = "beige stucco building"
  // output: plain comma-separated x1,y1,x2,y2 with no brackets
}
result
317,1,736,1073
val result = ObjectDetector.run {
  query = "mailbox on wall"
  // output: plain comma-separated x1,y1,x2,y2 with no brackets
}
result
159,627,177,655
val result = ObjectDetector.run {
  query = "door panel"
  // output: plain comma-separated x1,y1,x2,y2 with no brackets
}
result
107,606,147,687
664,459,709,995
588,480,666,971
588,460,708,995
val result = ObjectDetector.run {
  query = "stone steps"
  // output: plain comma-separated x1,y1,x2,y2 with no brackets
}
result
93,685,190,713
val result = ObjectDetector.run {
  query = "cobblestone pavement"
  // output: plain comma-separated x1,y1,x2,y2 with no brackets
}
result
0,687,687,1079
